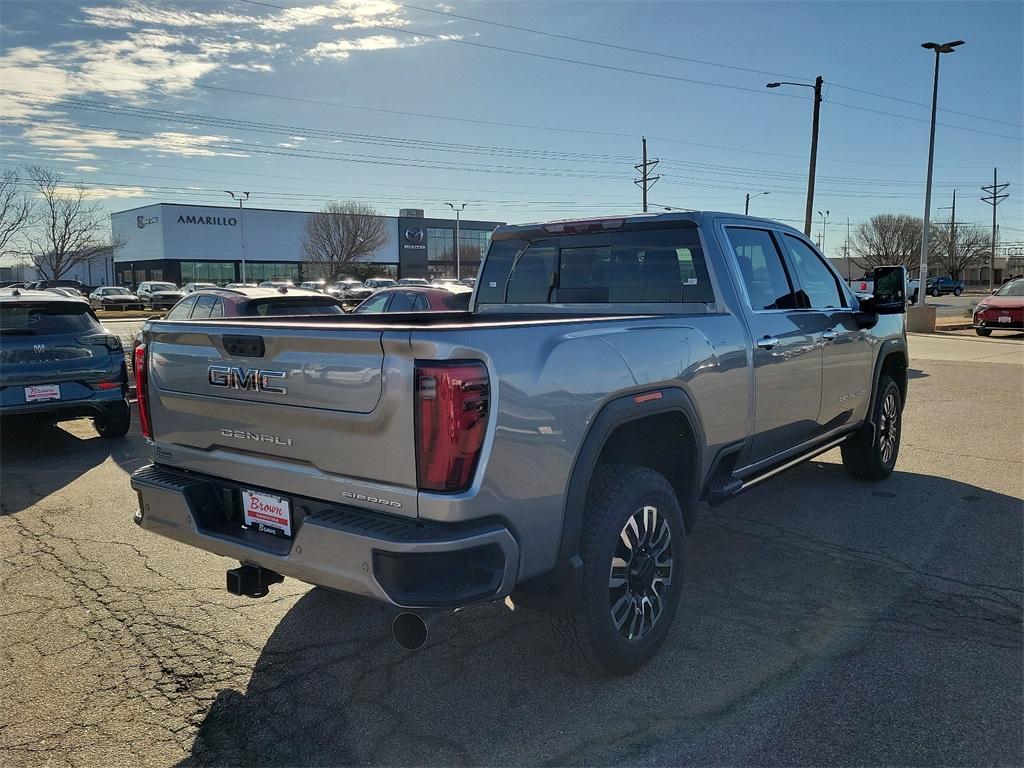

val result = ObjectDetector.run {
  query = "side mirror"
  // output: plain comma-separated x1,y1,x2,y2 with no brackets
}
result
872,265,908,315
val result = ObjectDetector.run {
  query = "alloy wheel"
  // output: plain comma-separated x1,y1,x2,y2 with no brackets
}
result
608,505,673,640
878,391,899,465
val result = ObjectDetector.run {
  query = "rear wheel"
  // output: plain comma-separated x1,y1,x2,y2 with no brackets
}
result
976,327,992,337
549,464,685,675
954,287,963,296
841,375,902,481
94,399,131,438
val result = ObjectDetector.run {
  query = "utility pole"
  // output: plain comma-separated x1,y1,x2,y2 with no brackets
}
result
225,191,250,283
818,209,830,256
765,75,823,236
446,202,467,280
844,217,852,280
918,40,964,305
634,137,660,213
938,189,956,279
981,168,1009,291
745,191,769,215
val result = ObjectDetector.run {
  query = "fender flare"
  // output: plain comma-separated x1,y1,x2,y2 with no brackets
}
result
557,387,705,561
867,338,909,422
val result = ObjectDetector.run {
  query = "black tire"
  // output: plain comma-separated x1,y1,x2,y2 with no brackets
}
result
94,399,131,438
841,375,902,481
975,327,992,337
549,464,686,675
954,287,963,296
910,289,919,305
930,287,941,297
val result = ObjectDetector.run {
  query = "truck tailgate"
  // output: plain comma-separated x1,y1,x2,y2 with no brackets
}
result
145,322,418,516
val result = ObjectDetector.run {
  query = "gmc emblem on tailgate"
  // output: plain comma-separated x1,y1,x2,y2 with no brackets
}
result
208,365,287,394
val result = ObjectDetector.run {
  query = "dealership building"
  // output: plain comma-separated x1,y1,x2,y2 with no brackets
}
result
110,203,504,287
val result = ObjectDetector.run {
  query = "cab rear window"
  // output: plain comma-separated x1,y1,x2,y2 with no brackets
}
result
477,224,714,305
0,302,100,335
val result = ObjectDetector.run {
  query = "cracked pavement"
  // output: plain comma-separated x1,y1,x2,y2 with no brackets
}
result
1,352,1021,767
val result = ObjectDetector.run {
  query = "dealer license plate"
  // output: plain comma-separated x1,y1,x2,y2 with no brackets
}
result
241,489,292,538
998,315,1011,323
25,384,60,403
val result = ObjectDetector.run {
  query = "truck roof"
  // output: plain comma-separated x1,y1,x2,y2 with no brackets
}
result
492,211,802,240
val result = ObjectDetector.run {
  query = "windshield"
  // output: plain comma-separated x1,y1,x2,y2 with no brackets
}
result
0,301,100,335
104,288,131,295
996,280,1024,297
245,298,345,316
150,283,177,291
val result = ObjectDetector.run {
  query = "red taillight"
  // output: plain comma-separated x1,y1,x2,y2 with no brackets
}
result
95,381,121,390
134,343,152,440
415,361,489,493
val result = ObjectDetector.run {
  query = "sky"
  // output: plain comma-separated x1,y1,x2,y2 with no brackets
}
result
1,0,1022,257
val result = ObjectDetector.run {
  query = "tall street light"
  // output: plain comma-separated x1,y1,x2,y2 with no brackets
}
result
745,191,769,215
446,202,467,280
225,191,250,283
766,75,824,236
917,40,964,306
818,210,830,255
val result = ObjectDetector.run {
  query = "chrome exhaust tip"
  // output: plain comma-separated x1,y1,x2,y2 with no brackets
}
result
392,612,428,650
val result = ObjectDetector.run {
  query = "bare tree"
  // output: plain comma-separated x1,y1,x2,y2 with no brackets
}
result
930,222,990,281
26,166,115,281
852,214,923,274
301,201,389,283
0,169,34,259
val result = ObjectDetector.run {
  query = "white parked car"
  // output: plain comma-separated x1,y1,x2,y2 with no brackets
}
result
182,282,218,294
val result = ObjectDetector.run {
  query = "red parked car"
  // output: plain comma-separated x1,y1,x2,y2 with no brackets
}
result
164,286,344,319
353,285,471,314
973,279,1024,336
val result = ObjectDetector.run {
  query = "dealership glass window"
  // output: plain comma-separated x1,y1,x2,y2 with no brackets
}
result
427,228,454,262
458,230,492,263
247,262,298,282
180,261,237,285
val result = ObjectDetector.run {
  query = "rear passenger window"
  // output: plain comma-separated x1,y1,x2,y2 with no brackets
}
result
191,295,217,319
388,292,418,312
782,235,845,308
506,244,558,303
412,294,430,312
726,228,798,310
165,296,197,320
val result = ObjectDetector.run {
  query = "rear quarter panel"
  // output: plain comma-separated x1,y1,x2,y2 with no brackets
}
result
413,314,749,580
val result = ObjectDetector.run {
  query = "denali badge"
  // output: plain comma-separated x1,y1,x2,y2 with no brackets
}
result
208,365,287,394
220,428,293,447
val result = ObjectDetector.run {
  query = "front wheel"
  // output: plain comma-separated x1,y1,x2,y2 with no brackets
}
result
94,399,131,438
549,464,686,675
841,375,902,481
976,327,992,337
930,287,941,297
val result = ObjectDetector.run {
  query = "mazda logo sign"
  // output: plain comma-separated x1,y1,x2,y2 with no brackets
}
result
404,227,424,244
137,215,158,229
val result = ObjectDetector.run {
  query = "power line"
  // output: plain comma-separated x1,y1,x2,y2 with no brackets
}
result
393,0,1021,130
6,90,1004,192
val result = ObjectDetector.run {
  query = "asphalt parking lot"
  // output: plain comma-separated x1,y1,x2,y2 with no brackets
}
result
1,335,1021,767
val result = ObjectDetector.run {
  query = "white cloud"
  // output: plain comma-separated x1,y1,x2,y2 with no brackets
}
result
20,124,249,159
309,33,459,61
74,165,100,172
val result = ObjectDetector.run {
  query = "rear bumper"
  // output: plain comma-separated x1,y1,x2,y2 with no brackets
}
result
130,464,520,608
0,387,125,418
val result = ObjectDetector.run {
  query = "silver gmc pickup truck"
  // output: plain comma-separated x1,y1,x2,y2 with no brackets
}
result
131,212,910,674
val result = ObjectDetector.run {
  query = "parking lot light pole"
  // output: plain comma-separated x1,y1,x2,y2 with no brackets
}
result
446,202,467,280
917,40,964,306
225,191,250,283
745,191,769,215
766,76,823,236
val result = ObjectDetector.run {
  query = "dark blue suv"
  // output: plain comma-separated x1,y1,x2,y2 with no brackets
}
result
0,290,131,437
